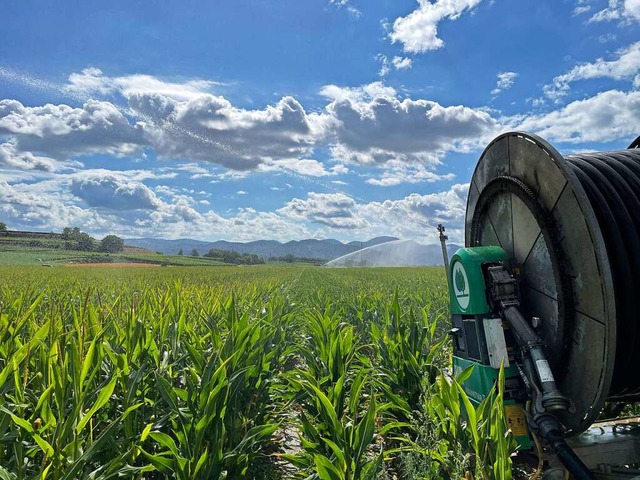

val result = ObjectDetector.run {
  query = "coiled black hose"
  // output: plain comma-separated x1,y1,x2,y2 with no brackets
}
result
564,149,640,397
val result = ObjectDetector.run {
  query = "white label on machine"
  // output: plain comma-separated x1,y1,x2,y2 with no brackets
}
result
483,318,510,369
452,261,470,310
536,359,554,383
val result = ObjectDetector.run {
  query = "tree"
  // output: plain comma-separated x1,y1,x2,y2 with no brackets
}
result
100,235,124,253
0,222,6,231
62,227,96,251
77,233,96,252
177,249,183,256
191,248,200,257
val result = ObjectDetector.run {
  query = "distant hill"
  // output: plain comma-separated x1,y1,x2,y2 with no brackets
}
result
125,236,399,260
325,240,463,267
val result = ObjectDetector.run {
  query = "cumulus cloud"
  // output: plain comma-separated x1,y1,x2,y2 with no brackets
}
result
517,89,640,143
544,41,640,101
66,67,217,101
276,184,469,240
1,165,470,242
363,183,468,231
130,93,322,170
0,141,78,172
390,0,484,53
392,56,413,70
320,82,501,166
366,160,455,186
491,72,518,96
589,0,640,23
69,175,161,210
0,178,120,233
0,98,143,159
1,68,500,186
267,158,347,177
279,192,367,229
376,55,411,76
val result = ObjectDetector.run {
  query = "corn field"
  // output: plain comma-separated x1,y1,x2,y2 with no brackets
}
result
0,265,516,480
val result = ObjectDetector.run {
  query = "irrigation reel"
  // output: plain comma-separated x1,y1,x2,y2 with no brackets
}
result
442,131,640,479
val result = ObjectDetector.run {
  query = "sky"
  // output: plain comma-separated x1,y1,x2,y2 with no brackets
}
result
1,0,639,244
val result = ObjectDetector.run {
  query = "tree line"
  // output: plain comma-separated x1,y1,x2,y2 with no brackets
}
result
179,248,322,265
0,222,125,253
61,228,125,253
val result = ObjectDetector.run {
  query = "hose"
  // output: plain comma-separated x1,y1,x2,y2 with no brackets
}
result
565,150,640,396
534,414,594,480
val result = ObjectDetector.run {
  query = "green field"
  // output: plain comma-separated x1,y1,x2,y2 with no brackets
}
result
0,245,228,267
0,265,515,479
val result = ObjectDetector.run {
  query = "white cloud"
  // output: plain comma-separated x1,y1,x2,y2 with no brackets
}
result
0,178,121,233
517,89,640,143
491,71,518,96
598,33,618,43
0,99,143,159
1,69,503,189
363,183,468,233
0,166,470,242
69,175,162,211
320,82,397,103
329,0,361,17
236,190,247,195
321,82,502,166
544,41,640,101
279,192,367,229
390,0,484,53
66,68,217,101
0,141,78,172
277,184,469,240
130,93,322,170
392,56,413,70
266,158,344,177
589,0,640,22
572,5,592,15
366,160,455,186
377,55,391,77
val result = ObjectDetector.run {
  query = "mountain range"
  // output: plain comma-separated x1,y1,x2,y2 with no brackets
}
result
125,236,401,261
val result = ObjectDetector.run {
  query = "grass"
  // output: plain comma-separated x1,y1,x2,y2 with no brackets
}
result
0,265,516,479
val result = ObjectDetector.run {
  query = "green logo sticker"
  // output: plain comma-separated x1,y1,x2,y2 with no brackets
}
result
452,261,470,310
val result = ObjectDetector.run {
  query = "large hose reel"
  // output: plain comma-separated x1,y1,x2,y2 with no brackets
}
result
467,131,640,434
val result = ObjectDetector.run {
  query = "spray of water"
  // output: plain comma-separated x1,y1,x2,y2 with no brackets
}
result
325,238,456,267
0,65,441,238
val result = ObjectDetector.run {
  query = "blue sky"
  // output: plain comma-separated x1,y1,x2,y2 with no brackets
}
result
1,0,639,244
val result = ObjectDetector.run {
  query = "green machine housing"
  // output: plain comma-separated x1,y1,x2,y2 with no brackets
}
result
449,246,531,450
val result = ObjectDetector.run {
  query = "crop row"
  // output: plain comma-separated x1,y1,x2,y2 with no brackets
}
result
0,266,516,479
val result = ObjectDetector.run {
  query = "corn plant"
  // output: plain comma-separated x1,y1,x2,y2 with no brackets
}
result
0,265,515,480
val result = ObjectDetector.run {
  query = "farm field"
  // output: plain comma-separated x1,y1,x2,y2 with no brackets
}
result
0,265,515,479
0,245,229,267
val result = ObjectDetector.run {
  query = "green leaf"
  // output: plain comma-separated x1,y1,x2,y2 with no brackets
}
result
149,431,180,458
141,449,174,475
76,375,117,433
140,423,153,442
314,454,344,480
33,434,54,458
